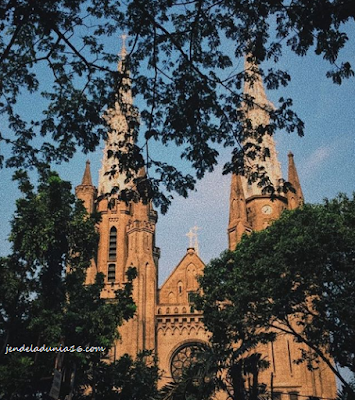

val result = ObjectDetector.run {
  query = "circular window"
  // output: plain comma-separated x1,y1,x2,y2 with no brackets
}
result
170,343,205,382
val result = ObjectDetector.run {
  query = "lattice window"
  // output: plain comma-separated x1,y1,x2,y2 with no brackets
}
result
108,263,116,282
109,226,117,260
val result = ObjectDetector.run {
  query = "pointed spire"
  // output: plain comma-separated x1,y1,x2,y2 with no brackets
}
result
228,173,250,250
287,152,304,210
244,54,271,108
76,160,97,213
242,55,282,197
98,34,135,195
81,160,93,186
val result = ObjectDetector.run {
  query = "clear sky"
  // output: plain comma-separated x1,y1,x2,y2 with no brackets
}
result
0,26,354,286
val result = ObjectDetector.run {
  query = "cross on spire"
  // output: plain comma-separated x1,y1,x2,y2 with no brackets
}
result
120,33,128,58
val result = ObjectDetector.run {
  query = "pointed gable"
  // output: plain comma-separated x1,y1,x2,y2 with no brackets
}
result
159,248,204,305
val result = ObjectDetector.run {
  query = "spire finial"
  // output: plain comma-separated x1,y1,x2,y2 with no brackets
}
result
117,33,129,72
120,33,128,57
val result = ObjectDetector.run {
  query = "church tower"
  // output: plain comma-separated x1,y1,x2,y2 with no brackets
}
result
228,56,304,249
228,56,336,400
76,39,160,358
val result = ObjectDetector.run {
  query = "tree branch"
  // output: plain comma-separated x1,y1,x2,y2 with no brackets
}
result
0,24,23,65
268,320,352,392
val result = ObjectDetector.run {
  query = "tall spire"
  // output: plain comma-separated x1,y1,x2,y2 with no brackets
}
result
98,35,135,195
242,55,282,197
244,55,271,112
287,152,304,209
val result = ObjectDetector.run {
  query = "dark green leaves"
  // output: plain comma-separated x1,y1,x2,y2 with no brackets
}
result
198,194,355,396
1,0,354,212
0,170,147,399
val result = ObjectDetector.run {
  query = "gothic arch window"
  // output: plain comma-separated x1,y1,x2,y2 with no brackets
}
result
109,226,117,260
168,291,176,303
187,264,196,289
178,281,183,295
170,342,205,382
108,263,116,282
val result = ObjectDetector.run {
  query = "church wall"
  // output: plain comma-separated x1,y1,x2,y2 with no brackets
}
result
256,334,337,400
156,307,208,388
157,248,208,387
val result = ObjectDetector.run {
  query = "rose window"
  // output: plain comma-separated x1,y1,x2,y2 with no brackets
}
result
170,343,205,382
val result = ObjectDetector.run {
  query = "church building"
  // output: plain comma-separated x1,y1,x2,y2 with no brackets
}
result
75,45,337,399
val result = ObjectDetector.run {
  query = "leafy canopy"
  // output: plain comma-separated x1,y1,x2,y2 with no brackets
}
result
1,0,354,211
197,194,355,397
0,170,158,399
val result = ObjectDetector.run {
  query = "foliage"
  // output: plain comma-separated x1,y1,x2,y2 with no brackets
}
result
0,170,158,399
338,380,355,400
87,350,159,400
1,1,354,211
158,343,269,400
158,344,218,400
197,194,355,398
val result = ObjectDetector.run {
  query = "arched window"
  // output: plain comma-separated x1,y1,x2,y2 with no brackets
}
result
178,281,183,295
109,226,117,260
108,263,116,282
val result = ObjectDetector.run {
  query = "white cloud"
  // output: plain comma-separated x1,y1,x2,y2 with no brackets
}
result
300,145,333,177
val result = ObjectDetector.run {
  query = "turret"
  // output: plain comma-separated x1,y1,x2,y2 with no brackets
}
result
75,160,97,213
228,173,251,250
287,152,304,210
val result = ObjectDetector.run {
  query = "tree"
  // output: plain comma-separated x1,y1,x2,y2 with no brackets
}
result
158,342,269,400
158,343,218,400
0,170,158,399
1,1,354,211
91,351,159,400
197,195,355,399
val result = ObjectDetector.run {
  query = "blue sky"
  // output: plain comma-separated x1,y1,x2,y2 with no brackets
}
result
1,27,354,285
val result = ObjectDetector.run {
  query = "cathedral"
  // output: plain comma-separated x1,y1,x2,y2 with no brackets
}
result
75,46,337,399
